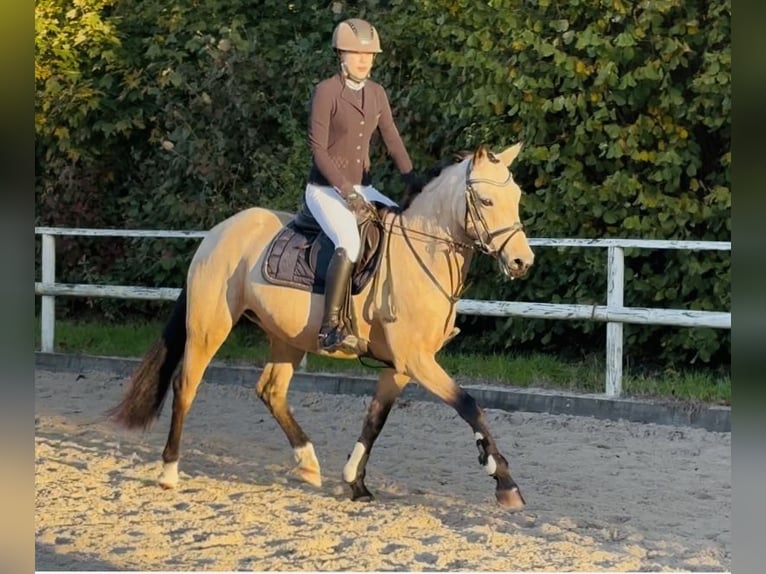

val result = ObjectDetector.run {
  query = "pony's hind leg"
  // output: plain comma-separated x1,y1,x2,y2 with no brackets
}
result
255,339,321,487
159,315,233,489
342,369,410,501
405,354,525,511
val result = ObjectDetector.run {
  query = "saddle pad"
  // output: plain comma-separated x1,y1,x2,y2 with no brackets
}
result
262,220,383,295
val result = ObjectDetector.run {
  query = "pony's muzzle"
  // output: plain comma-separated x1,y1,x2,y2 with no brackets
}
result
501,253,533,279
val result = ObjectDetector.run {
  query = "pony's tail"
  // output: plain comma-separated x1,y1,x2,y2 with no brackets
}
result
106,287,188,430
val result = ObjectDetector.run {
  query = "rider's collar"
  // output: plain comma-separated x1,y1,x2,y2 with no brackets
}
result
340,64,367,90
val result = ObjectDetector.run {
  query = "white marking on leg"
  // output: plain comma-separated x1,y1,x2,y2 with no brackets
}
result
342,442,366,483
159,461,179,488
474,432,496,475
293,443,319,469
484,454,497,475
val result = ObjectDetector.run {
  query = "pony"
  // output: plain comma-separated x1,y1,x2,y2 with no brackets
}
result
108,142,534,509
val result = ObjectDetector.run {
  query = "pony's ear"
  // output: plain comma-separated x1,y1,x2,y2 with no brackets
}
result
473,144,490,163
497,142,523,166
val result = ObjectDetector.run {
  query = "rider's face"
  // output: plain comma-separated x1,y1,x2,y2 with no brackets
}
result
341,51,375,79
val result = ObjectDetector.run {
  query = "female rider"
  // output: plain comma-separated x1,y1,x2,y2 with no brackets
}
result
305,18,420,352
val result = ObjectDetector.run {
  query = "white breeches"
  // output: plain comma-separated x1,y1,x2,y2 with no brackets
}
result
304,183,397,263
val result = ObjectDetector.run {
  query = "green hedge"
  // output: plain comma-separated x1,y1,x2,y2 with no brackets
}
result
35,0,730,368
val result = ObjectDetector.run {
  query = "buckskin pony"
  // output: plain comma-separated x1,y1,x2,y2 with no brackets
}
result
108,143,534,509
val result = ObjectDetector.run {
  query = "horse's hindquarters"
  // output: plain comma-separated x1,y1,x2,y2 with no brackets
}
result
187,207,291,328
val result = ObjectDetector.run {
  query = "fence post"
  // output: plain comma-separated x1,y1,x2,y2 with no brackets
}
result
41,234,56,353
606,246,624,397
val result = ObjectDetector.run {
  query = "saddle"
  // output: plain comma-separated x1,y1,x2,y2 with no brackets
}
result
262,202,389,295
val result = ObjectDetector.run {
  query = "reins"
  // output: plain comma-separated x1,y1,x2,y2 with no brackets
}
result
397,213,466,304
372,160,525,307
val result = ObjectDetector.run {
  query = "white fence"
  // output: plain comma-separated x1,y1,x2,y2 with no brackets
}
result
34,227,731,397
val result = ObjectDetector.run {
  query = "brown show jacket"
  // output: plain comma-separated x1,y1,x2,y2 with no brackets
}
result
307,73,413,198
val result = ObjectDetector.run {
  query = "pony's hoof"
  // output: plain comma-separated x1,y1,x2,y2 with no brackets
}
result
496,487,525,511
158,462,179,489
295,466,323,488
292,443,322,487
349,480,374,502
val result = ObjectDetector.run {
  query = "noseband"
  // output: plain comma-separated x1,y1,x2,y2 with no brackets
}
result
463,159,525,256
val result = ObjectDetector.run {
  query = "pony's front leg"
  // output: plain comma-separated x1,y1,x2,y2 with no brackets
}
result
406,355,525,510
342,369,410,501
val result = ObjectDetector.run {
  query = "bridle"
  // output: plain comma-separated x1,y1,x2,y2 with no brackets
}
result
378,159,526,307
385,159,525,254
462,158,525,256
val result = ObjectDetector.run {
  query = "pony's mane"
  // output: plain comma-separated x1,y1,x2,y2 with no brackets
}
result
398,150,472,211
398,145,502,211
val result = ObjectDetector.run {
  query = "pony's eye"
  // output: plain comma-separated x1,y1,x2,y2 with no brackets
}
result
481,197,494,207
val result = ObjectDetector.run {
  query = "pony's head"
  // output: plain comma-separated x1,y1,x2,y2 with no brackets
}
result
399,142,534,279
459,143,534,279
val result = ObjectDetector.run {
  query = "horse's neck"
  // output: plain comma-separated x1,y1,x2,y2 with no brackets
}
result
399,171,466,243
388,178,475,300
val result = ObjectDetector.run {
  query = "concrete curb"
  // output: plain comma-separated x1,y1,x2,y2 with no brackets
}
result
35,352,731,433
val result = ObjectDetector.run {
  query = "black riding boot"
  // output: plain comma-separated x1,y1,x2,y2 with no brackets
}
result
318,248,356,352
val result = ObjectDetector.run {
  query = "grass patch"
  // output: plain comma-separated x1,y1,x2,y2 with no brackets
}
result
35,317,730,406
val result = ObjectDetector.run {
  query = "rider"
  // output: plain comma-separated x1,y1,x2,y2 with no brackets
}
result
306,17,421,352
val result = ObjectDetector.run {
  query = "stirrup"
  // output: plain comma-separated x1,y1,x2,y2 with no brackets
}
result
318,327,359,353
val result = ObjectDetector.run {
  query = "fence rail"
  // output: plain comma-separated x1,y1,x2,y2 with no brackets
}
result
34,227,731,397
